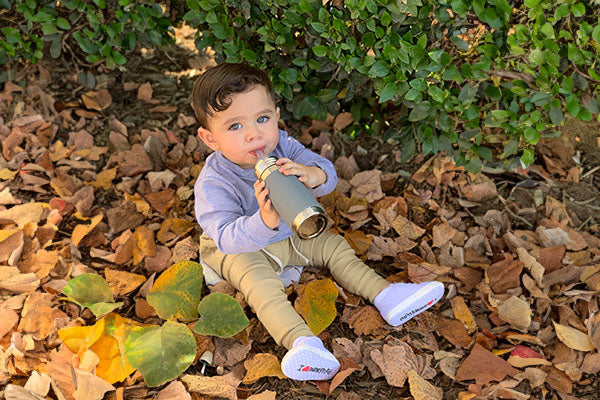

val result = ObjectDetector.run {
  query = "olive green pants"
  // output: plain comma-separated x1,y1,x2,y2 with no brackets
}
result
199,232,389,349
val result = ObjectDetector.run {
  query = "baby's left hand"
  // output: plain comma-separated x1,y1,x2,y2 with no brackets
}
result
276,158,327,189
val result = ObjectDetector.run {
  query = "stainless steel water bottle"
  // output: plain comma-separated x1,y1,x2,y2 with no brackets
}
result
255,155,328,239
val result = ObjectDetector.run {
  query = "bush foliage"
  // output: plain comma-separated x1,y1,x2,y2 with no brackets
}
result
2,0,599,171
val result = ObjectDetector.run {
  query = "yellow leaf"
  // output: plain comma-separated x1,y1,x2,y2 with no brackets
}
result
157,218,195,243
294,279,339,335
0,202,49,228
86,168,117,190
0,168,18,180
553,321,594,352
58,318,105,358
450,296,477,334
0,228,20,244
50,141,73,162
105,269,146,296
124,193,151,216
408,370,442,400
242,353,286,384
132,226,156,265
72,214,103,246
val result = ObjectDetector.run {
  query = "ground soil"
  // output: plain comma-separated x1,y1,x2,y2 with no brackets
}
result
4,36,600,399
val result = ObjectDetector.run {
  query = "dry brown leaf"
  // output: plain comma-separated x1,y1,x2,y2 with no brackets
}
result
213,337,252,367
553,321,594,351
344,229,373,256
516,248,545,288
432,222,457,248
3,384,46,400
81,89,112,111
24,371,51,397
246,390,276,400
332,338,363,365
349,170,384,203
345,306,384,335
370,340,435,387
455,343,518,385
0,202,48,228
496,296,532,332
181,373,240,400
0,266,41,293
156,381,191,400
408,369,442,400
72,214,103,247
0,302,19,339
435,317,473,348
137,83,153,102
408,263,451,283
72,367,115,400
47,345,79,399
242,353,286,384
86,168,117,191
329,358,360,395
18,292,68,340
450,296,477,333
333,112,354,133
104,269,146,296
392,215,425,240
334,155,360,180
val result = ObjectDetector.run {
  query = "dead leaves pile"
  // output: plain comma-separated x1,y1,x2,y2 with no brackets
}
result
1,66,600,400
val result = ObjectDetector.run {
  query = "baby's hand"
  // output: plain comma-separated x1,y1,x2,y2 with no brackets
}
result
276,158,326,189
254,180,280,229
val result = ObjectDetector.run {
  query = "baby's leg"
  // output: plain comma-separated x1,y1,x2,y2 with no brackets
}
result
221,251,313,350
293,232,389,302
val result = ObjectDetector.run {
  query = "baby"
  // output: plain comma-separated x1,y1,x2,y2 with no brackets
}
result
191,63,444,380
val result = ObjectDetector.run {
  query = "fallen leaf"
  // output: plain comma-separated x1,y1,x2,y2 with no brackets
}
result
497,296,532,332
72,214,103,246
156,381,191,400
81,89,112,111
516,248,545,288
435,317,473,348
86,168,117,190
47,345,80,399
333,112,354,133
3,384,46,400
0,202,49,228
345,306,384,335
18,292,68,340
432,222,457,248
332,338,363,365
246,390,276,400
294,279,338,335
24,370,51,397
449,296,476,333
408,369,442,400
0,266,40,293
329,358,360,395
349,170,384,203
392,215,425,240
137,83,153,102
0,302,19,339
104,269,146,296
370,340,435,387
344,229,373,256
553,321,594,351
72,367,115,400
455,343,518,385
180,373,240,400
507,345,551,367
242,353,286,384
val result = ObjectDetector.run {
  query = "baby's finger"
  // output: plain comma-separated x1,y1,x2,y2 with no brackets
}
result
275,157,292,166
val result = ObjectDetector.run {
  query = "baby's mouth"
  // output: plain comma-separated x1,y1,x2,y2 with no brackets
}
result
250,147,266,157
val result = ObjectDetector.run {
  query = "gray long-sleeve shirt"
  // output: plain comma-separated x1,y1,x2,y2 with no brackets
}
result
194,129,338,254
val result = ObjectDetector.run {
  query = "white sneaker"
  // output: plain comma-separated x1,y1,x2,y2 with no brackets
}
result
373,281,444,326
280,336,340,381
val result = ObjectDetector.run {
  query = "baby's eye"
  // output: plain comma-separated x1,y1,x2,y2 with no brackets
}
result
257,115,269,123
228,123,242,131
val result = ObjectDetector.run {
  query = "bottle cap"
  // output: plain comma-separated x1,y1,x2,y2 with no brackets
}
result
255,156,278,181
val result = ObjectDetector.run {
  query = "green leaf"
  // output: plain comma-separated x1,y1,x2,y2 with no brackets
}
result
125,321,196,387
193,293,249,338
368,60,389,78
549,106,564,125
408,104,429,121
293,279,338,335
279,68,298,84
520,148,535,168
524,0,539,7
465,157,483,174
56,17,71,30
570,3,585,17
503,139,519,157
312,45,327,57
592,26,600,44
62,273,122,317
50,36,62,58
112,50,126,65
146,261,204,320
379,82,398,103
524,127,540,144
298,95,321,118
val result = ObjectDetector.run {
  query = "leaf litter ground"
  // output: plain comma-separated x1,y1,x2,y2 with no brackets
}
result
1,39,600,400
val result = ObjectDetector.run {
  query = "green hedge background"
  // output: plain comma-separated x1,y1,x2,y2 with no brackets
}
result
2,0,599,172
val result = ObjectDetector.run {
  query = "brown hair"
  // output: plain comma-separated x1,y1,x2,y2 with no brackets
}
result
191,63,275,129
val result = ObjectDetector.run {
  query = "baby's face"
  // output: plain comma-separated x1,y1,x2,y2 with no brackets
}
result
200,85,280,169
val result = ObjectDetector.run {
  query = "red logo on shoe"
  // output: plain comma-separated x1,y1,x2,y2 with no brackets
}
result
301,366,310,372
427,300,434,306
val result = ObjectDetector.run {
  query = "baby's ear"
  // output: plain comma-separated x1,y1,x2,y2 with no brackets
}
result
197,127,218,151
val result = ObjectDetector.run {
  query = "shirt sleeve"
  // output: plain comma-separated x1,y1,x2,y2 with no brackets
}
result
278,130,338,197
194,177,280,254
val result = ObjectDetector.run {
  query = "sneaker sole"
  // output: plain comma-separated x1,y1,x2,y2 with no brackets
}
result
281,345,340,381
385,281,444,326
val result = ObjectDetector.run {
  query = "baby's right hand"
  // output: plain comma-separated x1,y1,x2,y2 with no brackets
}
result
254,180,280,230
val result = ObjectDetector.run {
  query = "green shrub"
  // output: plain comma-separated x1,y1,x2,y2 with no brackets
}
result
2,0,599,172
183,0,600,171
0,0,177,68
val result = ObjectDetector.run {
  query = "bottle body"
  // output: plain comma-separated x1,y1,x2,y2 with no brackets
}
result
255,156,327,239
